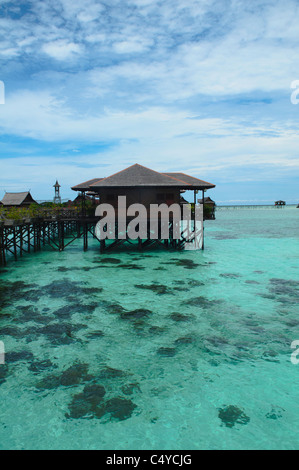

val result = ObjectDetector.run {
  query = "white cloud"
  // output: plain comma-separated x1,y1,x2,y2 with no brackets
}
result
0,46,19,57
1,0,299,201
113,37,152,54
42,40,82,61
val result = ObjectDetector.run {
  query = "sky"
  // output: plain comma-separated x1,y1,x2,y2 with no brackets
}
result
0,0,299,204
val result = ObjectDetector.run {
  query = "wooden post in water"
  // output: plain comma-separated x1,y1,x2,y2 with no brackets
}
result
0,224,5,266
100,238,105,253
27,224,31,253
13,227,17,260
83,222,88,251
58,220,64,251
19,226,23,257
202,189,205,250
37,222,41,251
42,221,46,246
138,236,142,251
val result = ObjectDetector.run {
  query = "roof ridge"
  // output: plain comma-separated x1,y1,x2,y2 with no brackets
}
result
4,191,30,195
89,163,190,187
90,163,140,186
161,173,193,185
163,171,214,186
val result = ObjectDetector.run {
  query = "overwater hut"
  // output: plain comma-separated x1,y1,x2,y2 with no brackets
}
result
0,191,37,207
72,163,215,250
72,163,215,212
197,196,216,220
275,200,286,207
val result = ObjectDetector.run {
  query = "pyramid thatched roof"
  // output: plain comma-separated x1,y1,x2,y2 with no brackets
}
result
71,178,103,191
72,164,215,191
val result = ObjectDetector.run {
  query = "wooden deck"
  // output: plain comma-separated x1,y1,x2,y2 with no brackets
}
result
0,216,98,266
0,213,203,266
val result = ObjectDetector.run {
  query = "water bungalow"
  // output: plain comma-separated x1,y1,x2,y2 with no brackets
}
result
275,200,286,207
72,163,215,209
71,163,215,252
197,196,216,220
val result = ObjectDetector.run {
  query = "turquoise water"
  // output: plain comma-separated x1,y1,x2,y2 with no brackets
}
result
0,207,299,450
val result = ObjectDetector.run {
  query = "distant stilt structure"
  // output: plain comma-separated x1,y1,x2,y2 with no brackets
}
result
274,200,286,208
53,180,61,204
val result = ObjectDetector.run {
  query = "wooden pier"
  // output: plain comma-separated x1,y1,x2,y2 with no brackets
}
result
0,213,205,266
0,215,98,267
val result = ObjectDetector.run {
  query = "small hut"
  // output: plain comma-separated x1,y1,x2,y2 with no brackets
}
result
71,163,215,251
275,200,286,207
197,196,216,220
1,191,37,207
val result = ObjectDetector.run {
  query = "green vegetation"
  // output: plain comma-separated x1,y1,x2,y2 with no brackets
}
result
189,202,215,220
203,204,215,220
0,202,80,221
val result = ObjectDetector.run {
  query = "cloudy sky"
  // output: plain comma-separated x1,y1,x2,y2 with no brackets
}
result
0,0,299,203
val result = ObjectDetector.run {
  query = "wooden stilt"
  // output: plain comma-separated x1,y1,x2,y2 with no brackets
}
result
13,227,17,260
100,239,105,253
0,223,5,266
19,226,23,257
202,189,205,250
58,220,65,251
27,225,31,253
83,222,88,251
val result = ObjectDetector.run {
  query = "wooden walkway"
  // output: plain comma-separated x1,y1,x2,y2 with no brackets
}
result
0,216,98,267
0,209,204,266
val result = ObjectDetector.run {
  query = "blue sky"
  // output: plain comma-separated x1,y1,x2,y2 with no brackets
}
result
0,0,299,203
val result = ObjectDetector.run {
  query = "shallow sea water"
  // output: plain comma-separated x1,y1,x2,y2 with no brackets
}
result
0,207,299,450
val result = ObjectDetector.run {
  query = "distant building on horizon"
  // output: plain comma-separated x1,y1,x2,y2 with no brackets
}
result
197,196,216,220
275,200,286,207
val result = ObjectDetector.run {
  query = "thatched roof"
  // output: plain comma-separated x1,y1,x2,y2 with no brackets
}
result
1,191,37,206
71,178,103,191
72,164,215,191
198,197,215,204
163,172,214,188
